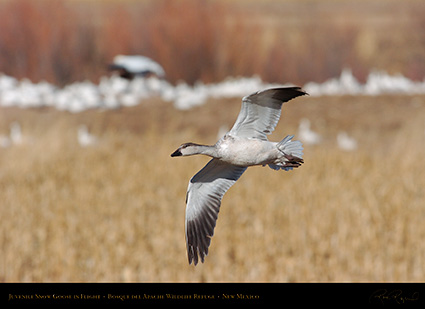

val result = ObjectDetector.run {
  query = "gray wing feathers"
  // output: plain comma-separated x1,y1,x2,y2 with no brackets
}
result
229,87,307,140
185,159,247,265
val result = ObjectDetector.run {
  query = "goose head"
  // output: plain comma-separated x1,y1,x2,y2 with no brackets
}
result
171,142,205,157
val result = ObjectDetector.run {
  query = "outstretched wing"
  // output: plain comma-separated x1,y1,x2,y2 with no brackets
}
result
229,87,307,141
185,159,247,265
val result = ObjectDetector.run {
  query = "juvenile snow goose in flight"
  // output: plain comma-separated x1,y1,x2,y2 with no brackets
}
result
171,87,307,265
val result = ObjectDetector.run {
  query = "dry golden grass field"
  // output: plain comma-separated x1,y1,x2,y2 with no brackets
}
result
1,93,425,282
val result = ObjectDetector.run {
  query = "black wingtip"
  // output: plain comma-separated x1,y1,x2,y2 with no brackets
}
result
188,246,196,265
187,244,204,266
292,86,309,96
269,86,309,102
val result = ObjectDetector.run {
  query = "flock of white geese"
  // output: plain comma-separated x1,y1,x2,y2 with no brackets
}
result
1,59,425,113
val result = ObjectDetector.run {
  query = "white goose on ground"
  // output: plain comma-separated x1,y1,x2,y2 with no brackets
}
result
78,125,97,147
337,131,357,151
1,122,21,148
10,121,23,145
171,87,307,265
298,118,322,145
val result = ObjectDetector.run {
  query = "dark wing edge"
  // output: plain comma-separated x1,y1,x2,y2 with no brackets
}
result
263,86,308,104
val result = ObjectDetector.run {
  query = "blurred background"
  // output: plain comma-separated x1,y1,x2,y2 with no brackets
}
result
1,0,424,85
1,0,425,282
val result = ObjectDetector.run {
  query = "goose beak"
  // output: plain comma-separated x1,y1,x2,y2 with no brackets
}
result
171,149,182,157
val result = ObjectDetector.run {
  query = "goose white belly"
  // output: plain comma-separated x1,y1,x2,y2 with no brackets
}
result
216,135,278,166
